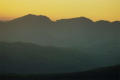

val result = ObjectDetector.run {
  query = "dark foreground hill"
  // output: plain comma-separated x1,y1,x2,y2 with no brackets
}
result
0,42,120,74
1,65,120,80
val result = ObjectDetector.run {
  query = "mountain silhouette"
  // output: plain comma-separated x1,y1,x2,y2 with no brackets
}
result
9,14,52,24
0,14,120,74
56,17,93,23
95,20,111,24
0,14,119,47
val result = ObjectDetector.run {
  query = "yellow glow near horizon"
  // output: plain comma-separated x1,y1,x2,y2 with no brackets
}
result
0,0,120,21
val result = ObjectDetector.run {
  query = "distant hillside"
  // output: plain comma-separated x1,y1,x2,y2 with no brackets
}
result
0,14,119,48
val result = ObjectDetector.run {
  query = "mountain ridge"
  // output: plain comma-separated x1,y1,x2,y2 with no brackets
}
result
8,14,52,24
1,14,120,23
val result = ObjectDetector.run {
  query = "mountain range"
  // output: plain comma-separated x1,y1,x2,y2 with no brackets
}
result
0,14,120,74
0,14,119,48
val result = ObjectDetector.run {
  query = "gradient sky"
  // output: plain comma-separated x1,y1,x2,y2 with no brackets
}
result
0,0,120,21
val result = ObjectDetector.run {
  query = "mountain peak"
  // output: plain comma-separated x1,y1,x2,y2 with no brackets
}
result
25,14,37,16
56,17,93,23
10,14,53,23
112,21,120,24
73,17,93,22
26,14,36,16
96,20,111,24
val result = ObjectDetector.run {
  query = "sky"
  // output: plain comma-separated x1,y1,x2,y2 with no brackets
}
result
0,0,120,21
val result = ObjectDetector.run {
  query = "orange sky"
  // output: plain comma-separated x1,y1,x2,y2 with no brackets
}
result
0,0,120,21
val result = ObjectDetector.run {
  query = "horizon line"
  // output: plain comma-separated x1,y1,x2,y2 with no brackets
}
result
0,14,120,22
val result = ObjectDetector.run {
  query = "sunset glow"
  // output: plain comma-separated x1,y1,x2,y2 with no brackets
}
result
0,0,120,21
